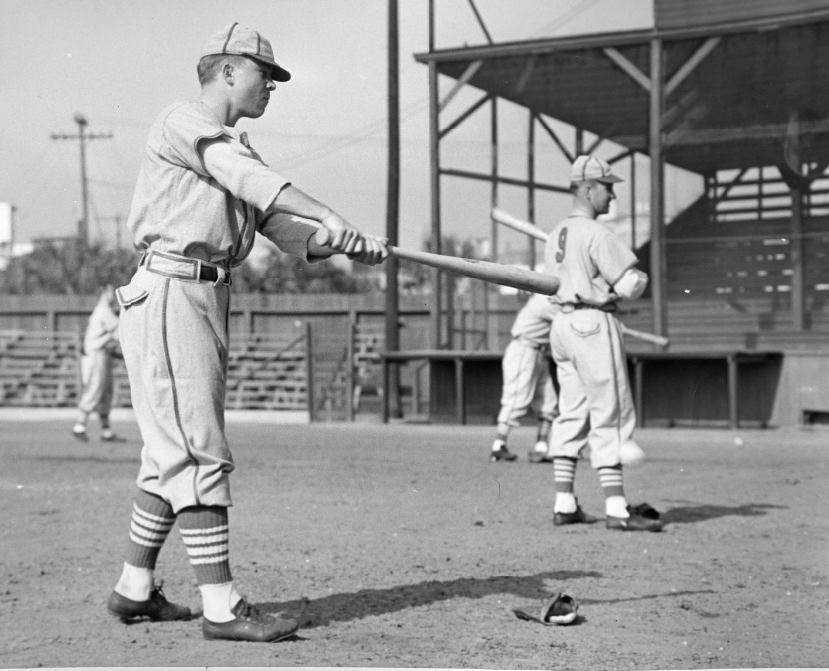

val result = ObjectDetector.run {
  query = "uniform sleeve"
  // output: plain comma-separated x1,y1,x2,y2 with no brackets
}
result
158,102,228,177
201,138,290,213
257,213,330,263
591,228,639,286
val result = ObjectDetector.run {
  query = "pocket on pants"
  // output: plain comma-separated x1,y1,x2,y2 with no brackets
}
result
116,276,151,309
568,317,601,338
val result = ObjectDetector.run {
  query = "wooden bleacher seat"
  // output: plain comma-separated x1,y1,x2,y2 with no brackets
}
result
225,332,309,410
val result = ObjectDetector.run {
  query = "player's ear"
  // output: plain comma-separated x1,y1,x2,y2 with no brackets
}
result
221,60,235,83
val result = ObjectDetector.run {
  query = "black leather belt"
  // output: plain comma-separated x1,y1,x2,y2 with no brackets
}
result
139,250,232,286
199,265,232,285
566,302,616,313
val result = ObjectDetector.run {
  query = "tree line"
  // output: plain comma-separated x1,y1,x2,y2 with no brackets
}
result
0,237,466,295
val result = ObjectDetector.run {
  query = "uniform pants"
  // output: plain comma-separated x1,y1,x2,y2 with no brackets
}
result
549,309,636,468
117,267,234,513
78,349,114,416
497,339,557,427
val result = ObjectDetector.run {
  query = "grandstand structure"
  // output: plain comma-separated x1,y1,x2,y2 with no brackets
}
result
0,294,436,422
389,0,829,427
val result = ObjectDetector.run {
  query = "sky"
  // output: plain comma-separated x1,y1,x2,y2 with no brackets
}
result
0,0,664,258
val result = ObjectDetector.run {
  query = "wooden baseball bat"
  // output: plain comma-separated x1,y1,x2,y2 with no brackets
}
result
302,217,560,295
491,208,670,347
389,246,559,295
618,324,669,348
491,207,549,242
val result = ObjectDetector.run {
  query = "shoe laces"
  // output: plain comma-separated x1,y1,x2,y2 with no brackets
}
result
234,598,263,621
149,580,169,603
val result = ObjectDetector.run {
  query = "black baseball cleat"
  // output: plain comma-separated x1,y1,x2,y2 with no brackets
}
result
553,506,598,526
606,511,664,532
490,446,518,462
528,451,554,463
107,581,192,622
203,598,299,642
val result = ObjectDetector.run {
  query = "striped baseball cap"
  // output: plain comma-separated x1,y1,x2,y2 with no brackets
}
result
569,155,623,184
200,22,291,82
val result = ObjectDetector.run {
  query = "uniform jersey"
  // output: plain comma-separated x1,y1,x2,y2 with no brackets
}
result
543,213,637,307
126,99,306,268
510,293,560,347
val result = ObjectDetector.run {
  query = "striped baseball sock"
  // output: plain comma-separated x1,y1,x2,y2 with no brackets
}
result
114,489,176,601
124,489,175,569
598,465,629,517
536,417,553,444
178,506,233,585
178,506,239,622
553,457,578,513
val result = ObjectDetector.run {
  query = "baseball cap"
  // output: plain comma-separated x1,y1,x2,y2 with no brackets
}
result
569,155,623,184
200,22,291,82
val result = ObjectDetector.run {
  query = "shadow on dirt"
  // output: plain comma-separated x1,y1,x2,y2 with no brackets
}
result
261,571,716,629
662,502,786,524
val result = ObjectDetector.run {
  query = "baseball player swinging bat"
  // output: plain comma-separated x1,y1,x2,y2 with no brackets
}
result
306,217,560,296
491,208,669,348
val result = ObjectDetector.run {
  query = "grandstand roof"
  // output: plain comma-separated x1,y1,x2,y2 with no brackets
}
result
414,7,829,176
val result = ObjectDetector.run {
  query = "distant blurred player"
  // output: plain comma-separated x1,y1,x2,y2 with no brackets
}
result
72,285,122,442
490,293,560,462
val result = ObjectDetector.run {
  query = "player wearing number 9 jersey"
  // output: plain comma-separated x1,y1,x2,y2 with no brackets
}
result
542,155,662,532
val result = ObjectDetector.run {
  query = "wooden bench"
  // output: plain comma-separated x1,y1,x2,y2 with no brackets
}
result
629,350,783,429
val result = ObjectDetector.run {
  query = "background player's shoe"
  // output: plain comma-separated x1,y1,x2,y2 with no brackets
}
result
71,424,88,442
203,597,298,642
101,428,125,442
490,441,517,462
107,581,192,622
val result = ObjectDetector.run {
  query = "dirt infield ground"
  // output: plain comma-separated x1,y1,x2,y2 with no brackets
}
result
1,411,828,670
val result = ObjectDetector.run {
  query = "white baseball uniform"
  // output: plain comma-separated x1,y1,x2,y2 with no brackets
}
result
543,211,640,468
497,293,559,428
77,290,120,417
117,99,321,513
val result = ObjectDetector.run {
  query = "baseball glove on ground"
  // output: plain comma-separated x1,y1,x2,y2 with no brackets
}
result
513,592,578,626
629,502,660,519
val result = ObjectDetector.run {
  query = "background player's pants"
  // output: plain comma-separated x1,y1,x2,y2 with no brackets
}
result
497,338,557,427
77,349,114,416
117,267,234,514
549,309,637,468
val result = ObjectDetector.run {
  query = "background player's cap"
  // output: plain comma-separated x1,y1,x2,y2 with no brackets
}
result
569,155,623,184
200,22,291,82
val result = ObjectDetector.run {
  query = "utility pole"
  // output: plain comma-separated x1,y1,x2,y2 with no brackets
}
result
51,114,112,246
385,0,402,417
99,215,126,249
